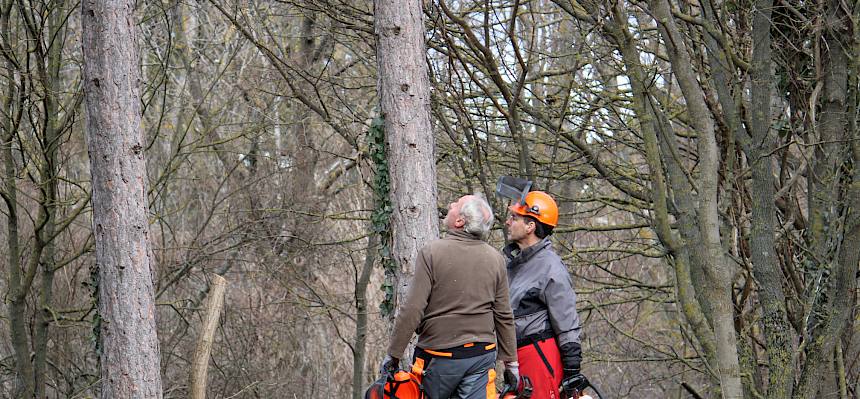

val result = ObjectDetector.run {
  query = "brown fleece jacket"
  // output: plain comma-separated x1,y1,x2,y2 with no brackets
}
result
387,229,516,362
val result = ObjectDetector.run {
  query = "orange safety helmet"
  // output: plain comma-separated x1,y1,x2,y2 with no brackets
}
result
508,191,559,227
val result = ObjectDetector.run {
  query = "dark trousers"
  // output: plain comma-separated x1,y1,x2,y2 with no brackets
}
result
416,351,497,399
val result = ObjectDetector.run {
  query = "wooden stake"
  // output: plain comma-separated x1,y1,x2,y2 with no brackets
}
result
189,274,228,399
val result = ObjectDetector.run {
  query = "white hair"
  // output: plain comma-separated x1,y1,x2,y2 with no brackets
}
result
460,194,494,239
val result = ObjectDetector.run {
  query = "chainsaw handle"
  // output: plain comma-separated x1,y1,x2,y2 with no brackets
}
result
498,384,516,399
498,375,532,399
560,374,605,399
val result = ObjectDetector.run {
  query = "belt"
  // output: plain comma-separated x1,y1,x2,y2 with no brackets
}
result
516,329,554,348
415,342,497,360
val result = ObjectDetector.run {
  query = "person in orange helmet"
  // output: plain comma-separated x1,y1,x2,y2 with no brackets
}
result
504,191,584,399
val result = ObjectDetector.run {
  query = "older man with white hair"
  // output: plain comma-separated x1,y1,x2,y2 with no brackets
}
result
380,194,518,399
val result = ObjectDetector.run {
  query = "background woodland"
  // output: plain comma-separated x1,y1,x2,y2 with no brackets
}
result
1,0,859,398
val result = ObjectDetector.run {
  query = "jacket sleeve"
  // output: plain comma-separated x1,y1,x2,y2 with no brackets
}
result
542,260,582,369
493,255,517,362
387,247,433,358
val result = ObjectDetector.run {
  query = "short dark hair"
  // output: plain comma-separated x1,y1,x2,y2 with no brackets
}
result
523,215,554,239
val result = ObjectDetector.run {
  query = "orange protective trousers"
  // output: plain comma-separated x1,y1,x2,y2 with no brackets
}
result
516,337,564,399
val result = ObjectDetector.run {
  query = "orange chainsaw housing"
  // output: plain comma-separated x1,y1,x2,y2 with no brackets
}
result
365,360,426,399
365,359,531,399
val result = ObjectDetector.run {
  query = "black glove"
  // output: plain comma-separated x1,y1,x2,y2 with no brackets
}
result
559,342,582,372
503,361,519,388
559,342,584,398
379,355,399,377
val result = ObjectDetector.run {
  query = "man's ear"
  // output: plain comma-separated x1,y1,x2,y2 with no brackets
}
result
525,220,536,234
455,216,466,228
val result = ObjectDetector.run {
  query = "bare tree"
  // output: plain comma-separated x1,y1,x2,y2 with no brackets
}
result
373,0,439,332
81,0,163,397
1,0,89,396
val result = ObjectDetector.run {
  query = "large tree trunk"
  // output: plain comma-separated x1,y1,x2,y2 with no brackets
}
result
81,0,164,397
373,0,439,337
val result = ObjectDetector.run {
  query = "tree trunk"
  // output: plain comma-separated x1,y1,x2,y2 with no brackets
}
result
81,0,164,397
648,1,743,397
1,1,33,396
33,3,68,395
353,233,377,399
3,57,33,399
373,0,439,344
611,11,719,372
796,4,859,395
742,1,796,397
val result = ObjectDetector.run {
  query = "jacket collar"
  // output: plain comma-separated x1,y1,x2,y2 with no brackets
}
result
504,238,552,268
446,228,483,242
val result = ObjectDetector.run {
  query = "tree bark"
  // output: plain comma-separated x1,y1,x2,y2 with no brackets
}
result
81,0,164,397
373,0,439,343
741,1,796,397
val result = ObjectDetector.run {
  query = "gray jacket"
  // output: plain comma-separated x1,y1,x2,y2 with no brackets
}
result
505,238,582,367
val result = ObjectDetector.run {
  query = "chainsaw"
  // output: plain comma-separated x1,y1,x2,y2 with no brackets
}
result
364,369,535,399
